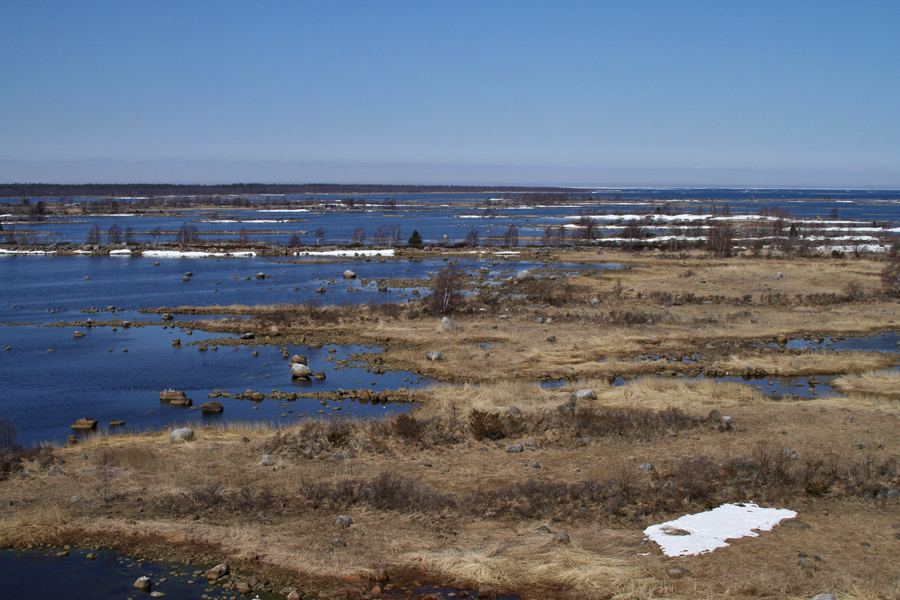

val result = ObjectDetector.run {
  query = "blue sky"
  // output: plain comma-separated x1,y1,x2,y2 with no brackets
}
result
1,1,898,187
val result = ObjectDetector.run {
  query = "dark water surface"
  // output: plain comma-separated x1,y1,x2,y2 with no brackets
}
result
0,547,283,600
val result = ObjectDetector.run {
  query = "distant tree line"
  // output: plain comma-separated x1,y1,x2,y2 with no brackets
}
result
0,183,572,199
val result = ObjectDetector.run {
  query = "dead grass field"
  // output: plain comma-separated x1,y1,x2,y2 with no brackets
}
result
3,248,900,599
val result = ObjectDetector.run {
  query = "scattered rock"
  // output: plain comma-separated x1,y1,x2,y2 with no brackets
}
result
507,406,523,417
667,567,686,579
334,515,353,528
590,297,599,305
425,351,444,361
811,595,835,600
507,443,524,453
170,428,194,442
516,269,533,281
639,462,655,472
48,465,63,476
134,576,152,589
575,388,596,400
109,419,126,427
291,363,313,378
553,532,571,545
200,401,223,413
262,454,274,466
343,270,357,278
441,316,461,332
70,418,97,431
205,563,228,580
332,537,346,547
159,390,187,403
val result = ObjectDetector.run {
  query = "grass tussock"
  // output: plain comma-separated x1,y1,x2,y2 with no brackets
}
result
405,539,648,596
417,381,549,418
830,370,900,402
0,505,69,546
589,376,764,410
721,351,893,377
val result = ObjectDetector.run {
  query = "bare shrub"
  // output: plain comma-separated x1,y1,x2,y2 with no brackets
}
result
0,419,16,448
391,413,423,442
427,265,465,314
881,257,900,297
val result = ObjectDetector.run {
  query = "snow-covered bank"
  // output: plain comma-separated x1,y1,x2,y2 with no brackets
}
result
644,503,796,557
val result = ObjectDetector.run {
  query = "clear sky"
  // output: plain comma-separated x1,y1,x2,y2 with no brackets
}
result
1,1,898,187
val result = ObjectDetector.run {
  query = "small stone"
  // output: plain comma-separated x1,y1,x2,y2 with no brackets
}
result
811,595,836,600
507,443,524,453
667,567,686,579
575,389,596,400
334,515,353,528
134,576,152,589
553,532,571,544
639,462,655,472
425,351,444,361
262,454,274,466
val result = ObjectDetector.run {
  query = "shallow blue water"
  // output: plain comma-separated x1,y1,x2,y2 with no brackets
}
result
0,324,429,445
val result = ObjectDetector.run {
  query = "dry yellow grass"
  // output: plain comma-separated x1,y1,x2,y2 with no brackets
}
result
0,504,69,546
829,369,900,403
578,377,764,410
406,536,651,596
721,351,894,376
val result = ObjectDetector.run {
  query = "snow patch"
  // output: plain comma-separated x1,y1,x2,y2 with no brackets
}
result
644,503,796,557
296,249,395,257
141,250,257,258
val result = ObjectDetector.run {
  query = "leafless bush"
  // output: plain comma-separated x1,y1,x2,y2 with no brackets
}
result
427,265,466,314
0,419,16,448
881,257,900,297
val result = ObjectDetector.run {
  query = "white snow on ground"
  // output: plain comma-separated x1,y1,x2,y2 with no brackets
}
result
644,503,796,557
109,249,132,255
199,219,286,223
295,249,395,257
0,249,55,255
255,209,309,213
141,250,256,258
493,251,521,255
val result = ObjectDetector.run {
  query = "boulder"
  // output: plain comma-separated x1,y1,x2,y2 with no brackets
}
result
289,355,308,365
170,428,194,442
200,401,223,413
425,351,444,361
441,317,461,332
343,270,356,278
255,272,265,279
575,388,597,400
291,363,313,378
334,515,353,528
205,563,229,580
73,331,85,338
71,418,98,431
516,269,533,281
262,454,274,466
639,462,655,472
160,390,187,403
507,443,524,453
134,577,152,590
